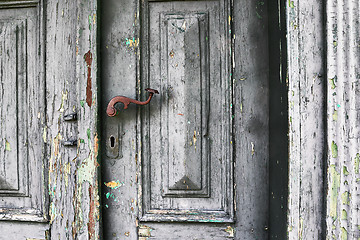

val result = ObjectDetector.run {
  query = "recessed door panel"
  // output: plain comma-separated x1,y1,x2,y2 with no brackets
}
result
140,0,233,222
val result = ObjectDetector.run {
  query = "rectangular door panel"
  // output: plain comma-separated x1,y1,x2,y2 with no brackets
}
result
0,2,47,222
140,0,233,222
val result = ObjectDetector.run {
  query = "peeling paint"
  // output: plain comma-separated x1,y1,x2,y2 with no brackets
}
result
84,50,93,107
329,76,337,89
329,165,340,220
58,90,68,112
299,218,304,239
289,0,295,8
341,209,347,220
251,142,255,156
125,37,139,49
104,180,124,189
341,191,350,205
333,110,338,121
5,139,11,151
331,141,338,158
193,130,197,148
43,127,47,143
138,225,152,237
340,227,348,240
49,202,56,224
225,226,234,237
355,153,360,174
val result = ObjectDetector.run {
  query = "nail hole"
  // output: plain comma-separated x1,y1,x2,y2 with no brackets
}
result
110,136,115,148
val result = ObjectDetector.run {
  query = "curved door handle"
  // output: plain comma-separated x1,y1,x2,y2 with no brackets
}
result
106,88,159,117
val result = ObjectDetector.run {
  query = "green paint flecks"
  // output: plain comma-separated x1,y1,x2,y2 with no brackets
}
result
87,128,91,140
340,227,348,240
333,110,338,121
299,218,304,240
331,141,338,158
355,153,360,174
88,15,92,30
341,191,350,205
329,165,340,220
80,99,85,108
289,0,295,8
343,166,349,176
341,209,347,220
330,77,337,89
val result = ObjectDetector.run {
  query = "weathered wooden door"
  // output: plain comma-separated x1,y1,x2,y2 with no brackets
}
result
0,0,270,239
100,0,269,239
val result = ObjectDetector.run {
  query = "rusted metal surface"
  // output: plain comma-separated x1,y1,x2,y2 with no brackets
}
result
106,88,159,117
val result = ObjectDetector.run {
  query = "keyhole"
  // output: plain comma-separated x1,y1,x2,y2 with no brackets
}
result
110,136,115,148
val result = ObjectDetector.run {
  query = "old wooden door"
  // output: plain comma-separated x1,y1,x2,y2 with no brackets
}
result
100,0,269,239
0,0,270,239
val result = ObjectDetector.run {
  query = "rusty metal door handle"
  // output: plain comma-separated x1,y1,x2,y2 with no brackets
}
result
106,88,159,117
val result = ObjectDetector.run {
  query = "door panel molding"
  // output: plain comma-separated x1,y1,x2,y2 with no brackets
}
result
139,0,234,223
0,1,47,222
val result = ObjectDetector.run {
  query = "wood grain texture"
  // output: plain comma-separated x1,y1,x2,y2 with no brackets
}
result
100,0,139,238
46,0,100,239
326,0,360,238
140,0,233,223
1,222,49,239
0,3,47,223
286,0,326,239
232,0,269,239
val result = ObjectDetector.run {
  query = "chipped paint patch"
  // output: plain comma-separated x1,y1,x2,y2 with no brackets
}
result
43,127,47,143
139,225,152,237
341,209,347,220
251,142,255,156
299,218,304,239
331,141,338,158
329,76,337,89
225,226,234,237
340,227,348,240
355,153,360,174
125,37,139,49
193,130,197,148
329,165,340,220
333,110,338,121
341,191,350,205
84,50,93,107
58,90,68,112
104,180,124,189
5,139,11,151
49,201,56,224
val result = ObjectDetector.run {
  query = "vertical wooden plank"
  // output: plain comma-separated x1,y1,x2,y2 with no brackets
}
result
326,0,360,238
46,0,100,239
286,0,326,239
100,0,139,238
233,0,269,239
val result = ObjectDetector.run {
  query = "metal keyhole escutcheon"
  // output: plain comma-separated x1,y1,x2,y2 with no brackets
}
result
106,88,159,117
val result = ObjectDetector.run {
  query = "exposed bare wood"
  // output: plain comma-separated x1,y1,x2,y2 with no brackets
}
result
46,0,100,239
286,0,326,239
